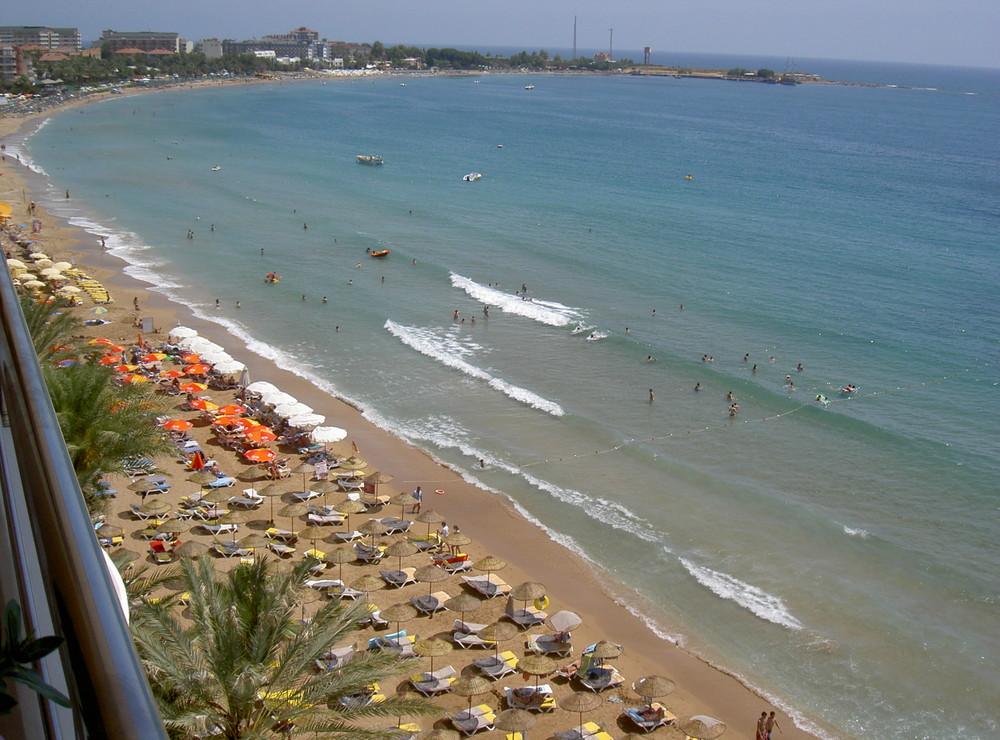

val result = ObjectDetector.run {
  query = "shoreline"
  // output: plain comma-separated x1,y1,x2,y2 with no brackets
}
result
1,92,827,740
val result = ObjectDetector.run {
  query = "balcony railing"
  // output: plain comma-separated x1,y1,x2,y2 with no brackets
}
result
0,267,166,739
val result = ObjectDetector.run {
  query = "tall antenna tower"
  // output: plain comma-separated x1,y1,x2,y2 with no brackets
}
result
573,16,577,60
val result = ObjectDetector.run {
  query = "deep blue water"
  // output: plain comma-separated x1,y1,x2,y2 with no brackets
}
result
19,60,1000,738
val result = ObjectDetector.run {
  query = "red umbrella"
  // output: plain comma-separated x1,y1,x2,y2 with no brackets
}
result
217,404,247,416
180,383,209,394
115,364,139,373
159,369,186,379
88,338,113,346
189,451,206,470
98,355,122,365
188,399,217,411
213,415,244,427
141,353,167,363
184,364,211,375
163,419,193,432
244,448,275,463
121,373,149,384
245,427,277,444
181,353,201,363
108,344,127,353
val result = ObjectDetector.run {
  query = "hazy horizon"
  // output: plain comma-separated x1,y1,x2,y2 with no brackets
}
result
9,1,1000,70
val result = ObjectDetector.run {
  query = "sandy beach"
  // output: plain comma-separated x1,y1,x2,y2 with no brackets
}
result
0,91,818,740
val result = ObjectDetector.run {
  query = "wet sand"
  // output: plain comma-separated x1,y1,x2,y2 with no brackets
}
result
0,96,820,740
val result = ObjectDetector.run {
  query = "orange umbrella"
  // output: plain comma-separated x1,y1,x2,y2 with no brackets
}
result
181,353,201,363
159,369,186,379
115,364,139,373
212,415,244,427
141,353,167,363
188,399,217,411
230,418,256,430
184,364,211,375
108,344,127,353
121,374,149,384
179,382,209,393
98,355,122,365
88,338,113,346
189,451,206,470
163,419,193,432
244,448,275,463
217,404,247,416
245,427,277,444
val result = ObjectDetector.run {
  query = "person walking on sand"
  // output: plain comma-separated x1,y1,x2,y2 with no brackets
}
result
411,486,422,514
765,711,782,738
756,712,768,740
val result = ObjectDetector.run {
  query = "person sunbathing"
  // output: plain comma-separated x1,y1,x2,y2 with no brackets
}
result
637,704,665,722
511,687,544,707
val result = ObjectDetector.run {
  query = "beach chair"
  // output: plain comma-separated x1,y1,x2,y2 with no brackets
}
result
462,575,511,598
206,476,236,488
450,708,496,737
335,529,365,543
411,591,449,616
315,644,356,671
435,553,473,573
474,650,519,680
379,517,412,534
553,721,603,740
354,542,386,562
268,541,296,558
304,579,341,590
452,631,497,649
368,630,408,651
228,495,263,509
526,633,573,657
367,608,389,629
504,597,547,628
201,521,240,535
380,567,417,588
504,684,555,712
407,532,441,551
265,526,299,542
453,619,488,634
211,540,250,558
621,702,676,732
327,583,364,600
338,682,384,709
306,506,345,525
409,665,457,696
291,488,323,502
99,534,124,548
304,547,327,561
130,504,162,520
575,666,625,693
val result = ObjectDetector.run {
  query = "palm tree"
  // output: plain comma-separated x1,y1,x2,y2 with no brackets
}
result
130,557,435,739
42,363,173,513
19,296,81,364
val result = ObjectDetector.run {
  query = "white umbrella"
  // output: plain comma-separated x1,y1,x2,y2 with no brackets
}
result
6,259,26,269
34,258,54,268
260,390,297,406
199,349,235,365
52,261,72,271
287,413,325,429
310,426,347,444
57,285,81,294
168,326,198,342
29,253,48,260
213,359,246,375
22,280,46,289
273,401,314,418
244,381,279,394
180,337,224,355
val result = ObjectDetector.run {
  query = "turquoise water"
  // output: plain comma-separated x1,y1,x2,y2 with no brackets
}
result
19,65,1000,738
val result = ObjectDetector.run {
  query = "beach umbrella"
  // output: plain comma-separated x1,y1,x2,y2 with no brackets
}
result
260,389,297,406
139,500,172,516
168,326,198,342
98,355,123,365
217,404,247,416
114,364,139,373
385,539,419,571
291,462,315,491
287,413,325,429
213,359,247,375
113,549,142,565
21,280,45,289
141,353,167,363
493,709,535,739
217,511,248,542
237,465,264,491
677,716,726,740
413,637,453,672
273,401,314,418
443,531,472,553
339,455,368,470
311,479,340,505
200,488,234,505
183,385,211,396
96,523,123,538
415,730,459,740
450,674,492,713
257,482,284,523
444,593,482,629
121,373,150,384
184,364,211,375
518,654,556,689
239,533,269,552
390,492,417,519
380,602,419,636
559,692,602,728
189,470,219,487
128,479,161,498
155,519,193,535
174,541,210,559
350,574,384,601
478,621,518,660
632,675,676,703
162,419,193,432
51,261,72,271
181,353,202,364
510,582,547,604
243,380,278,394
415,509,445,538
545,610,583,633
88,338,113,346
473,555,507,584
213,415,245,427
6,259,26,269
244,448,275,463
336,499,365,530
28,253,48,260
299,525,330,552
310,426,347,445
323,547,355,582
245,427,277,444
414,564,449,597
357,518,388,547
159,369,186,379
89,306,109,315
278,502,308,532
586,640,623,660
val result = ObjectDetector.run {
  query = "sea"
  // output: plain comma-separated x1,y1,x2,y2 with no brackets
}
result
12,53,1000,739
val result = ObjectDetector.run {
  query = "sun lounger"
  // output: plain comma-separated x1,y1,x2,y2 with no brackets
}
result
409,665,457,696
453,619,488,634
130,504,163,520
411,591,450,616
99,534,124,548
504,684,555,712
152,549,175,564
450,710,496,737
212,540,251,557
338,682,384,709
434,553,473,573
335,529,365,543
379,517,412,534
448,704,493,723
314,644,356,671
304,579,341,590
328,584,364,600
228,496,264,509
553,721,603,740
268,541,296,557
452,631,497,649
369,630,406,650
265,527,299,542
380,567,417,588
621,703,676,732
354,543,386,562
474,650,519,680
201,522,240,535
367,608,389,629
291,489,324,502
307,510,346,525
406,532,441,551
575,666,625,693
526,634,573,657
206,476,236,488
505,597,547,628
462,575,511,598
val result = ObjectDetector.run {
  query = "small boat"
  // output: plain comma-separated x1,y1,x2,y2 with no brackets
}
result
463,172,483,182
369,249,391,258
524,84,535,90
356,155,384,165
211,165,222,171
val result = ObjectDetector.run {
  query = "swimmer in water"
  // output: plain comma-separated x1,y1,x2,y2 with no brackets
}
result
694,383,702,392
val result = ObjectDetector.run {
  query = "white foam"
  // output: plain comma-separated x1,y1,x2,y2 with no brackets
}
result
450,273,584,327
842,525,871,539
680,558,804,630
384,319,564,416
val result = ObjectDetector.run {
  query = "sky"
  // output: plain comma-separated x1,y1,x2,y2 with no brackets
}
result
15,0,1000,69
